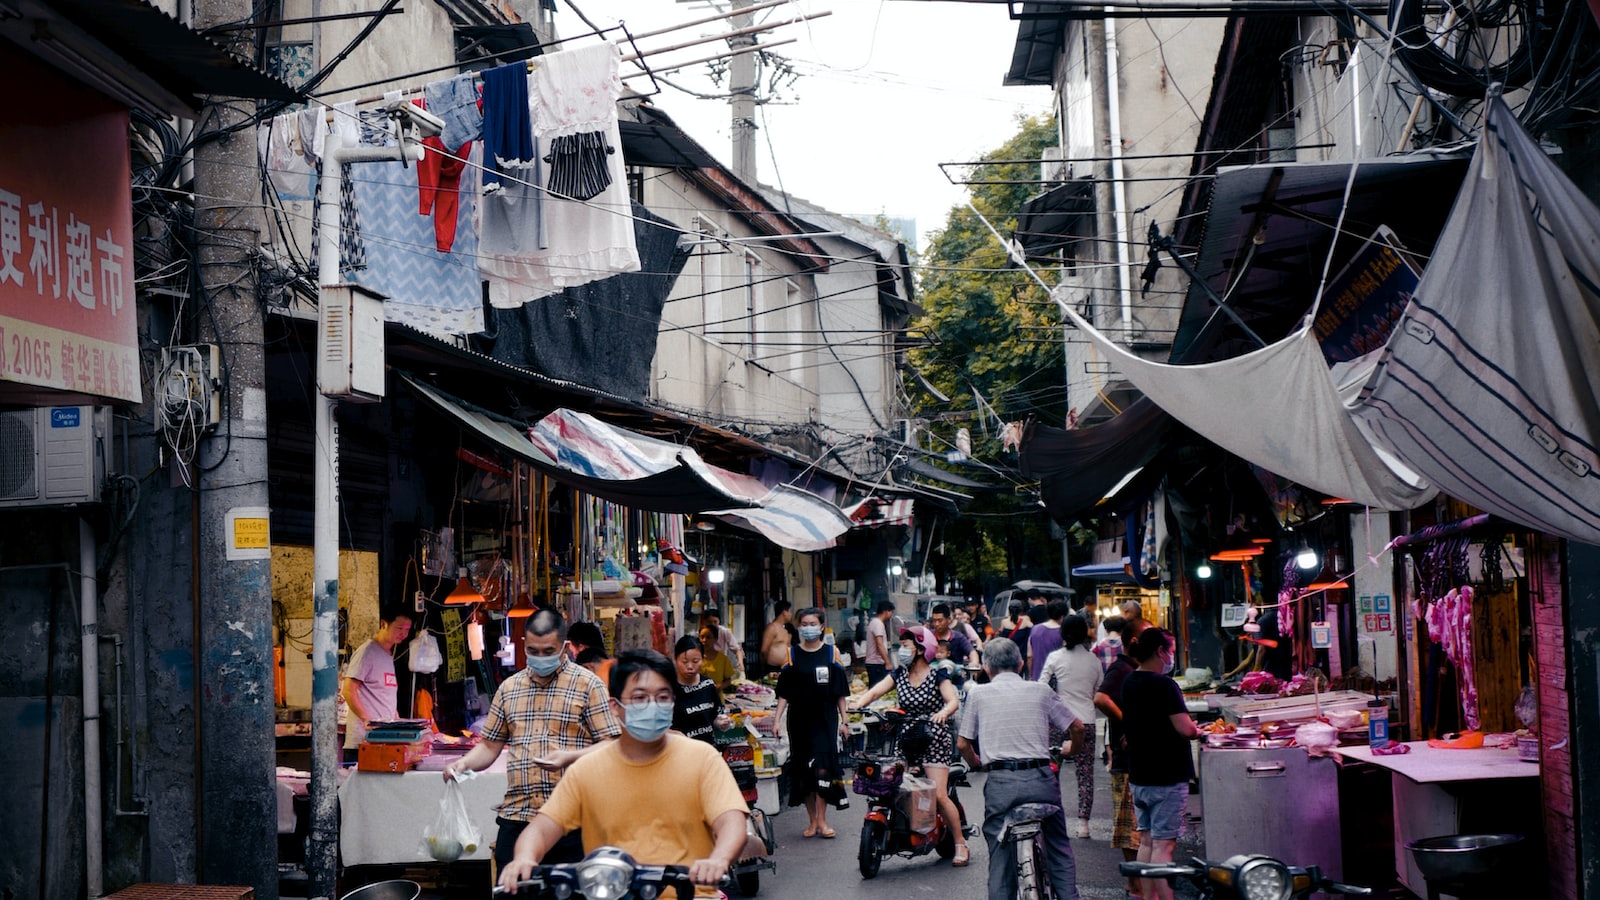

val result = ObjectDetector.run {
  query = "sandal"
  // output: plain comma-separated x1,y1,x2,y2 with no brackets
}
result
819,827,838,839
802,826,818,838
951,844,971,867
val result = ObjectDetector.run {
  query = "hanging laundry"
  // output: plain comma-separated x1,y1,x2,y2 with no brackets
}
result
297,106,325,171
478,62,547,266
418,136,471,253
307,100,367,274
480,62,536,191
424,72,483,151
531,41,621,200
344,119,483,336
482,42,637,304
259,112,314,200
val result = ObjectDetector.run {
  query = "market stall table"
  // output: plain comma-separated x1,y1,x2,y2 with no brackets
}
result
1330,741,1540,895
338,754,508,866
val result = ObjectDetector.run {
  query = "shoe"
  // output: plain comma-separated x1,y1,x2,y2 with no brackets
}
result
1075,819,1091,839
819,826,838,839
951,844,971,867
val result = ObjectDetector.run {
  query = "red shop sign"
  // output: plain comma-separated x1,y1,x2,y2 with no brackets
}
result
0,52,140,402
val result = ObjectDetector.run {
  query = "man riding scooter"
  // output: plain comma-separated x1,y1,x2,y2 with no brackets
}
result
499,650,749,895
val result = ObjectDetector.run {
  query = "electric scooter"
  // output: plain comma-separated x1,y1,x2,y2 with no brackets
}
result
851,708,970,878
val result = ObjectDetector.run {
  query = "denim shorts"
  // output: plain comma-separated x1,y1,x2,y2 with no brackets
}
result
1131,782,1188,840
424,73,483,151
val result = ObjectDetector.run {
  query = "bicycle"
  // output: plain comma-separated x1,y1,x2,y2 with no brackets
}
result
998,801,1060,900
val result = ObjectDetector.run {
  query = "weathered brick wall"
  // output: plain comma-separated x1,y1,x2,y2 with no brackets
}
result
1531,536,1577,899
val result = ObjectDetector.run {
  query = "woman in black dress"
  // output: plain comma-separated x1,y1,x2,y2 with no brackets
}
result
775,607,848,838
671,634,726,745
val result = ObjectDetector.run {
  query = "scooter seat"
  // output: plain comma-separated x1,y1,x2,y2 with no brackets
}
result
1000,803,1061,829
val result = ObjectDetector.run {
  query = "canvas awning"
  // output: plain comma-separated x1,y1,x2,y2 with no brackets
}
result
405,376,851,550
1352,97,1600,544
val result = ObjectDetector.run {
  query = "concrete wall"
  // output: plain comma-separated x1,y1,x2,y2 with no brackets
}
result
1055,17,1222,417
644,174,820,426
812,241,893,438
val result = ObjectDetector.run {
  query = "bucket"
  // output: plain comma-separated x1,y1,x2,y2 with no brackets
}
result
340,880,421,900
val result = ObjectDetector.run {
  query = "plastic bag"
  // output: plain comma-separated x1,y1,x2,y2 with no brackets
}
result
421,779,480,861
409,631,443,674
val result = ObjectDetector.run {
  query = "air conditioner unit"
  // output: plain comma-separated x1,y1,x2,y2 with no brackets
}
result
0,406,110,508
318,283,386,402
1041,146,1069,184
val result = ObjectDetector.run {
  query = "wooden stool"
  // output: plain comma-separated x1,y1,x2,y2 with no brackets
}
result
105,888,253,900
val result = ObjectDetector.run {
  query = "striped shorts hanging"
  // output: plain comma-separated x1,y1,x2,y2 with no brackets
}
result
542,130,614,201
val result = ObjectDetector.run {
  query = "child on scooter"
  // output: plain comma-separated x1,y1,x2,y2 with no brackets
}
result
932,640,966,687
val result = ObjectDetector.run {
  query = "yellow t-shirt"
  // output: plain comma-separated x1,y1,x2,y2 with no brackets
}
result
699,651,736,690
540,734,748,895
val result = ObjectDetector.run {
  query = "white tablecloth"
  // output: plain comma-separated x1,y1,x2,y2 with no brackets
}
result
1329,741,1538,782
338,755,509,866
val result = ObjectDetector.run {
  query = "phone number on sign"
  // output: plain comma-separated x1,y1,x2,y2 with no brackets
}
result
0,327,53,381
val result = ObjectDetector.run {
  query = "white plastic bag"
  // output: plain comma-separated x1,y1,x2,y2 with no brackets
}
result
897,773,938,835
409,630,443,674
421,779,481,861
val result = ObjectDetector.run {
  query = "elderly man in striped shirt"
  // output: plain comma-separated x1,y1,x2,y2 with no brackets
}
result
957,636,1084,900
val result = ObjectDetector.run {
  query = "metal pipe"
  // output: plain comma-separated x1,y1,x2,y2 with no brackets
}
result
309,130,424,898
101,633,149,816
80,517,104,898
1104,12,1134,342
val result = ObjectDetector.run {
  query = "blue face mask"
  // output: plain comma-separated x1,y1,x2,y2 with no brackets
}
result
527,652,563,677
621,700,674,742
896,647,916,666
798,625,823,642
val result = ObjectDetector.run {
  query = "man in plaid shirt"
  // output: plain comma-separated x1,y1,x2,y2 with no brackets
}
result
445,608,621,872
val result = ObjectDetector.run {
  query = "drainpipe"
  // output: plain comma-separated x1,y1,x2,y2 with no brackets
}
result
1104,13,1134,343
309,128,425,900
80,517,103,898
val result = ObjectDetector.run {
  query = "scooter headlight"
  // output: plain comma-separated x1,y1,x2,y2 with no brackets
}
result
576,847,636,900
1234,855,1292,900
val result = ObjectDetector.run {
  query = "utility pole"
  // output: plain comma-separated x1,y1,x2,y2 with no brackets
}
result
191,0,277,895
729,0,758,181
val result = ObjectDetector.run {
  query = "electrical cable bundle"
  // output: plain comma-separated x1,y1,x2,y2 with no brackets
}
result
1387,0,1556,97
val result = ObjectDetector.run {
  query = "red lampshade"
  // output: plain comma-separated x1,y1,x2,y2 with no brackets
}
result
505,592,535,619
445,568,484,606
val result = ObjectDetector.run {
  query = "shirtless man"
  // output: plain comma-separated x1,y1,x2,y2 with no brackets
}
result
760,599,793,670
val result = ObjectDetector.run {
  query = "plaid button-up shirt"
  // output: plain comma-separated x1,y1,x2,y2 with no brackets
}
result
481,660,622,821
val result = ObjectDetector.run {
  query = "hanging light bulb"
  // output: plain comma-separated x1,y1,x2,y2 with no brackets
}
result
1196,563,1213,579
1296,542,1320,570
708,568,726,585
445,567,485,605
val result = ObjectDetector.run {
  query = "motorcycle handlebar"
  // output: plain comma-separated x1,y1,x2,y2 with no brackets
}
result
491,863,707,897
1118,862,1203,879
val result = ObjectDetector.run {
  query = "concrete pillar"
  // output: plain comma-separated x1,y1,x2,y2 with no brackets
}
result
191,0,277,895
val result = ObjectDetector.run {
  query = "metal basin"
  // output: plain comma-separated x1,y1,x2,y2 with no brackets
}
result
1405,833,1524,881
340,880,421,900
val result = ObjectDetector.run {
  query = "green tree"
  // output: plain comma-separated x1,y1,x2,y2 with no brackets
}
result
910,113,1069,593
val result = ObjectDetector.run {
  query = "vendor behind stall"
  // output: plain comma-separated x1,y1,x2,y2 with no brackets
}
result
342,609,414,762
672,634,729,744
698,626,738,690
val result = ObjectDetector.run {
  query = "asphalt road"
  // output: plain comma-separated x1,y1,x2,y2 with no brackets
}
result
743,760,1164,900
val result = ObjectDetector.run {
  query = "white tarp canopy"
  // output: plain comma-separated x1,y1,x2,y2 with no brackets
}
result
1009,96,1600,543
1045,279,1437,511
1352,96,1600,544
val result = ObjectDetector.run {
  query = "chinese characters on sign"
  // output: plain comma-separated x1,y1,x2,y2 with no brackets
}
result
1,54,141,403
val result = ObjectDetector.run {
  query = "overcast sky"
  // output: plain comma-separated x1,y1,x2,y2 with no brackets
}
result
580,1,1054,250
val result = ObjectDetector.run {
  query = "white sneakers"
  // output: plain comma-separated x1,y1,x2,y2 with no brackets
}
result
1074,819,1091,839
